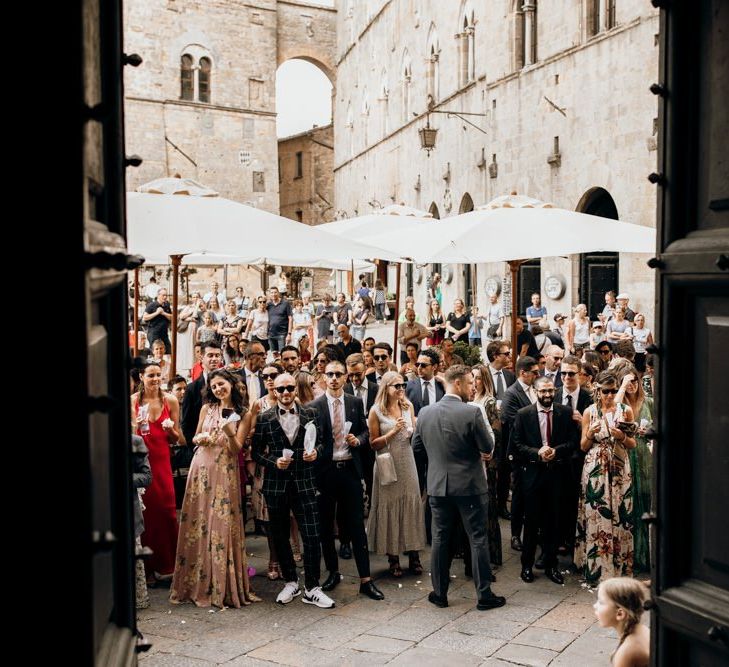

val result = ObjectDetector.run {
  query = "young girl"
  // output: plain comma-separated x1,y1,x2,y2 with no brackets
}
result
594,578,650,667
590,321,606,350
291,299,312,347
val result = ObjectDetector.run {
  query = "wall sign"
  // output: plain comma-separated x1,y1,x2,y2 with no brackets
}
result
544,274,567,300
484,276,501,297
443,265,454,284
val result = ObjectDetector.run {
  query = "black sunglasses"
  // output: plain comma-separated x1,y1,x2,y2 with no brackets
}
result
560,371,577,377
275,385,297,394
389,383,407,390
601,388,618,395
373,354,389,361
415,362,431,368
599,349,611,354
325,371,345,379
262,372,279,380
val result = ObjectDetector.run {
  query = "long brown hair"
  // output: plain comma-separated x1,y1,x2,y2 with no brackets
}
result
599,577,648,661
374,371,412,415
471,364,495,400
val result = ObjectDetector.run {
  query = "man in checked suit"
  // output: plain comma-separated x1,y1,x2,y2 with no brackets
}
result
511,376,580,585
252,373,335,609
311,360,384,601
413,365,505,611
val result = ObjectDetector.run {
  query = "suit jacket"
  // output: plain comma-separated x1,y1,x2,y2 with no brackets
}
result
554,387,593,415
501,381,534,465
310,393,369,480
406,377,445,416
252,405,323,496
236,367,266,399
181,374,207,447
344,380,377,416
540,369,563,388
412,395,494,497
511,403,580,489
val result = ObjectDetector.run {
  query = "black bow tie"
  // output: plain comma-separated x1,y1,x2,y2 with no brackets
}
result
279,408,296,415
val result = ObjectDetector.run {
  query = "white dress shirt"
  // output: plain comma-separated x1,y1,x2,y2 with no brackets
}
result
278,405,299,443
518,379,537,404
326,392,352,461
353,383,368,413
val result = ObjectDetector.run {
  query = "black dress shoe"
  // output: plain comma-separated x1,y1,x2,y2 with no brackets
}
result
520,568,535,583
339,543,352,560
428,591,448,608
321,571,342,592
359,580,384,600
535,554,545,570
511,536,523,551
477,593,506,610
498,507,512,521
545,568,564,585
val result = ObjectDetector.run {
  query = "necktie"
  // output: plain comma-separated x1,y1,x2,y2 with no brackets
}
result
495,371,506,400
565,394,573,409
422,381,430,406
543,410,552,445
333,398,345,451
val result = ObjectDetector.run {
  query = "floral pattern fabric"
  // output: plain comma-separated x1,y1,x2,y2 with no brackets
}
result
575,403,634,585
170,405,257,608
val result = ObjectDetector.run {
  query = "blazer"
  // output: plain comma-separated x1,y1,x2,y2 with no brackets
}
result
406,377,445,416
412,395,494,497
554,387,593,415
511,403,580,489
236,367,266,399
500,380,534,464
310,393,369,480
181,374,207,447
344,380,377,416
252,404,323,496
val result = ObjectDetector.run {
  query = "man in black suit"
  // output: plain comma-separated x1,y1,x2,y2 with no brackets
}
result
240,342,267,402
486,340,516,519
180,341,223,447
252,373,334,609
541,345,564,388
365,341,393,386
512,376,580,585
406,348,445,416
554,355,593,555
501,356,540,552
412,365,505,611
311,360,384,601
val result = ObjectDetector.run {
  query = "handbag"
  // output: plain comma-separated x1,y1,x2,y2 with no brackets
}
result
170,444,195,509
177,317,190,333
384,304,391,317
375,445,398,486
487,323,500,337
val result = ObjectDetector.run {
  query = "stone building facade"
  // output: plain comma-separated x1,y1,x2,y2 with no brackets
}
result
333,0,659,328
123,0,336,298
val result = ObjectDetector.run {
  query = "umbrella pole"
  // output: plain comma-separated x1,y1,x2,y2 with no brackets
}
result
392,262,401,356
170,254,182,378
133,267,140,356
350,259,354,300
508,260,524,365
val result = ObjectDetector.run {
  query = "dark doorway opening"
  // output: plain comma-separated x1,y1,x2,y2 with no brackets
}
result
519,259,541,316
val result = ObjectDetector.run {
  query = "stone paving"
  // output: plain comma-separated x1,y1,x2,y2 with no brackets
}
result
138,521,627,666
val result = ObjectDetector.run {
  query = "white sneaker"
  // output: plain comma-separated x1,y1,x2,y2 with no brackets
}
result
276,581,301,604
302,586,336,609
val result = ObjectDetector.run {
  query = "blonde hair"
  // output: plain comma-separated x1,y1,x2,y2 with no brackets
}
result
599,577,648,661
374,371,412,415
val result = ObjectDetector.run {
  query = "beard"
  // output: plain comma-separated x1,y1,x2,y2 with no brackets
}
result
537,396,553,409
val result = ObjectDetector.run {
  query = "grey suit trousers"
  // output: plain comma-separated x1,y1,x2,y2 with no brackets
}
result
429,494,493,601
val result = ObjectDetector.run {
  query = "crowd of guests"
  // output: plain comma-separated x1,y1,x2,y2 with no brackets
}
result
128,279,654,661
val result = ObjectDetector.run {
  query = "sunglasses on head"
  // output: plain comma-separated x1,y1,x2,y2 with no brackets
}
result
373,354,389,361
389,383,407,390
325,371,345,379
274,385,297,394
415,362,431,368
261,372,279,380
560,371,577,377
601,388,618,395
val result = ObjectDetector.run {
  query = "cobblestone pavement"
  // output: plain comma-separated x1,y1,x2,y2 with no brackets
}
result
138,520,629,666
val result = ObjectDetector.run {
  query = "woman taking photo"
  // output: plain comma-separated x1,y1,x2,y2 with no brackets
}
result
575,371,636,585
131,361,183,583
426,299,445,347
367,372,425,577
170,368,261,607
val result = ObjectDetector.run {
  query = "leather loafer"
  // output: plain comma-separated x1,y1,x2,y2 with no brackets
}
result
359,580,384,600
535,554,545,570
545,568,564,585
498,507,512,521
511,536,523,551
321,571,342,592
520,568,535,583
477,593,506,610
428,591,448,608
339,543,352,560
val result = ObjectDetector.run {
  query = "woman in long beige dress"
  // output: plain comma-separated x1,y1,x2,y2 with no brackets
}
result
170,369,261,608
367,372,426,577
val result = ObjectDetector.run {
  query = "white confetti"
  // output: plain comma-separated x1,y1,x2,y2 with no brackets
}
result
181,620,186,624
416,581,422,584
208,609,216,613
398,583,403,588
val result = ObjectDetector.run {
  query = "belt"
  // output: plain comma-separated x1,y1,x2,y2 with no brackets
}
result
334,459,353,468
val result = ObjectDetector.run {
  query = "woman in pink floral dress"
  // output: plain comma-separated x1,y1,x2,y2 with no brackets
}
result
575,371,636,586
170,369,261,608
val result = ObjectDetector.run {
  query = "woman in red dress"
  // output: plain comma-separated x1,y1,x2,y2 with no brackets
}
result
131,360,183,581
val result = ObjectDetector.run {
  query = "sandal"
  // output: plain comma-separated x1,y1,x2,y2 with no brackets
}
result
388,555,403,578
408,553,423,576
267,561,282,580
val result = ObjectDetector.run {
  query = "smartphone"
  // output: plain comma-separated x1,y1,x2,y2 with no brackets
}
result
221,408,234,419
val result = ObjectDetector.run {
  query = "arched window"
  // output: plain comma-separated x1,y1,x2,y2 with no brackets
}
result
426,24,440,107
458,4,475,87
198,57,211,103
428,202,440,219
459,192,474,213
180,54,194,100
402,51,412,124
514,1,537,69
379,69,389,138
585,0,616,38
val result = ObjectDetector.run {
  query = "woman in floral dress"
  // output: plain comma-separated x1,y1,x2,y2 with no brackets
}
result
575,371,637,585
170,369,260,608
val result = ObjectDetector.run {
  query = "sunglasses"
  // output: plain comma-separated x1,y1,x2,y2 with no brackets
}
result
415,362,431,368
249,352,265,357
560,371,577,377
373,354,389,361
261,372,279,380
275,385,297,394
601,388,619,395
599,349,611,355
325,371,345,379
497,351,511,356
316,357,328,364
389,383,407,390
257,299,266,303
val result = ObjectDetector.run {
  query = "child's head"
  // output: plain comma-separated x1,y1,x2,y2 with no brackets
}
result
595,577,647,635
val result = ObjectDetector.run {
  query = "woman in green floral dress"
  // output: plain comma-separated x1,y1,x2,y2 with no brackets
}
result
575,371,637,585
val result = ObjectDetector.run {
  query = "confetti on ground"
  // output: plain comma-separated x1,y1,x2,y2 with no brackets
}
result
398,583,402,588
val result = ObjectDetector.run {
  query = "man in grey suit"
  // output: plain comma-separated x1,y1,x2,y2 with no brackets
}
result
413,365,506,611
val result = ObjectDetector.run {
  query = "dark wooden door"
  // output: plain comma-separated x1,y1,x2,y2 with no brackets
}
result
580,252,619,320
652,1,729,665
519,259,541,316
